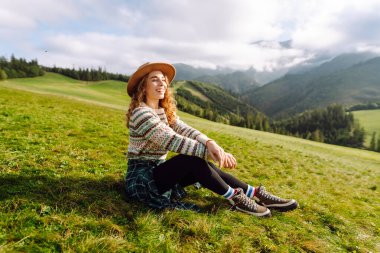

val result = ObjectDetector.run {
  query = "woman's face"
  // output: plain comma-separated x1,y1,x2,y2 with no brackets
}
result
145,70,167,102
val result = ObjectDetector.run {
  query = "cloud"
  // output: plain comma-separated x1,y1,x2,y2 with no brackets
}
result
0,0,78,31
38,31,310,74
2,0,380,74
291,0,380,53
126,0,288,43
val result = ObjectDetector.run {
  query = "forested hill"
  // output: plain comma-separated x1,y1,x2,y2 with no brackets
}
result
194,69,261,94
174,63,261,94
172,80,270,131
244,53,380,119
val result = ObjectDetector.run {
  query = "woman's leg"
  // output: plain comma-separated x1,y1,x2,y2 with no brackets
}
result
206,162,248,191
153,155,272,216
153,155,229,195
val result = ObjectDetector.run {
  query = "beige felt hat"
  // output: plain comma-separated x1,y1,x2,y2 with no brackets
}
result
127,62,176,97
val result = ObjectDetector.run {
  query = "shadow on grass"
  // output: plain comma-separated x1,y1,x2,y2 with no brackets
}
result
0,173,225,217
0,173,142,217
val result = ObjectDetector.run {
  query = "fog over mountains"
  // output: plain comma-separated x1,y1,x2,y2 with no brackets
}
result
174,48,380,118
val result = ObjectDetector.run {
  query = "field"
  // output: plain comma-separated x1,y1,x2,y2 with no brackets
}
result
0,75,379,252
352,109,380,147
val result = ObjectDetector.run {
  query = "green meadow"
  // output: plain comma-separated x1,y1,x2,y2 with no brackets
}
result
352,109,380,147
0,75,379,252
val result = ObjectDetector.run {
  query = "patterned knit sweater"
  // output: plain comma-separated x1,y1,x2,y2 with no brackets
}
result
128,104,210,160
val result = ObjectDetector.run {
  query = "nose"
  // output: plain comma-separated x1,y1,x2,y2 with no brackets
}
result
158,79,166,87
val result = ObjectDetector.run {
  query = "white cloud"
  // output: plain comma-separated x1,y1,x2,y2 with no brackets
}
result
38,32,309,73
130,0,288,43
1,0,380,74
290,0,380,53
0,0,78,30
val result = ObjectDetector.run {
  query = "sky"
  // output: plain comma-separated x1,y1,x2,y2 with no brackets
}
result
1,0,380,74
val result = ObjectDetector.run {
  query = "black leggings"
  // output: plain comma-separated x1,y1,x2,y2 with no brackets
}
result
153,154,248,195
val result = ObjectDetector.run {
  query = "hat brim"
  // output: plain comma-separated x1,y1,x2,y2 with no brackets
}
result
127,62,176,97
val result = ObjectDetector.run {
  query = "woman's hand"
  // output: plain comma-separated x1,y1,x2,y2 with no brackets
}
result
206,140,226,168
206,141,237,169
223,153,237,169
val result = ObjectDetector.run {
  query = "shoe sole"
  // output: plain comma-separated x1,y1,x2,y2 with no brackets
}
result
235,207,272,217
261,200,298,212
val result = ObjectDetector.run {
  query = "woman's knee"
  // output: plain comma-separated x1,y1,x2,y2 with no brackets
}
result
169,155,213,177
175,154,204,164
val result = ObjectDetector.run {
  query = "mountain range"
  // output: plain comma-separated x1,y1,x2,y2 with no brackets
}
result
174,51,380,119
244,53,380,118
174,63,291,93
174,63,260,94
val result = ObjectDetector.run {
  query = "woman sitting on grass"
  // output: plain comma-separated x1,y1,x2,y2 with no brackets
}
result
125,62,298,217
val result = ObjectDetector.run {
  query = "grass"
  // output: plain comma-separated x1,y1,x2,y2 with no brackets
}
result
0,74,380,252
352,109,380,147
0,72,130,110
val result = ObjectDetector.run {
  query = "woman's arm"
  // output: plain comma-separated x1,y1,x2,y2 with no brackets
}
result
171,116,237,168
171,117,211,145
130,108,208,159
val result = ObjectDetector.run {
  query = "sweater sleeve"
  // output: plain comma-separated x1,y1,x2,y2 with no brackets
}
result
130,107,208,159
171,117,211,145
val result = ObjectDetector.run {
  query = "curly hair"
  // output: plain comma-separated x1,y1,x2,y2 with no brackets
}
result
126,73,177,128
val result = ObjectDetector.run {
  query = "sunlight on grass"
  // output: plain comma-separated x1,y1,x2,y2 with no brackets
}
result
353,109,380,146
1,77,379,252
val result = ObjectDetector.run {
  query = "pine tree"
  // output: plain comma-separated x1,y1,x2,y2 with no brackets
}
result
0,69,7,80
370,132,377,151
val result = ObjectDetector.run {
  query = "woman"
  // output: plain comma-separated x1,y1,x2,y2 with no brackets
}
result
125,62,297,217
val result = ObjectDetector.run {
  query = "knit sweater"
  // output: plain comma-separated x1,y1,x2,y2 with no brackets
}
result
128,103,210,160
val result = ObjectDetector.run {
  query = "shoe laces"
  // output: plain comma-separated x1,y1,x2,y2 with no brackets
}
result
232,190,257,211
258,186,283,202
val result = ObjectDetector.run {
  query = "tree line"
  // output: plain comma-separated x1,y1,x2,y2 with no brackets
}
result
0,55,44,80
369,132,380,152
43,66,129,82
347,102,380,111
272,104,365,148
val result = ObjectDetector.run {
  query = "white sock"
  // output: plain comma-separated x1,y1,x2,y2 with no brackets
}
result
246,185,255,198
222,186,235,199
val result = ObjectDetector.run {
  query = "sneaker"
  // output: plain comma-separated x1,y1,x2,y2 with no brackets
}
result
254,185,298,212
229,188,271,217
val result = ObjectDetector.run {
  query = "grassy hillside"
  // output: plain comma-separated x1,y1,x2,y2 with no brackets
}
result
1,77,380,252
172,81,211,102
0,72,130,110
353,109,380,146
2,73,263,127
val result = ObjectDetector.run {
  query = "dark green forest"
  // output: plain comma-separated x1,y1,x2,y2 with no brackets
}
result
272,105,365,148
0,55,44,79
43,66,129,82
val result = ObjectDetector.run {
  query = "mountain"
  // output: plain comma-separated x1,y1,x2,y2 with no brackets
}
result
174,63,260,93
173,63,234,80
194,68,261,94
244,53,380,118
171,80,269,130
